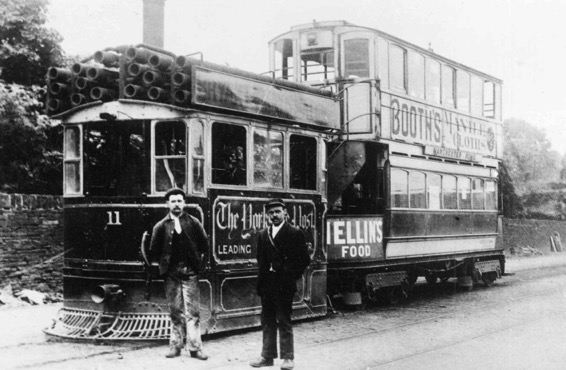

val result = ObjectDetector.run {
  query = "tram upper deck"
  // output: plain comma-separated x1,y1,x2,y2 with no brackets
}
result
268,20,503,165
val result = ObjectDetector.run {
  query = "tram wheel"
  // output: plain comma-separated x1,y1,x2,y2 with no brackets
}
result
482,272,497,287
407,272,418,287
388,286,404,305
425,273,437,285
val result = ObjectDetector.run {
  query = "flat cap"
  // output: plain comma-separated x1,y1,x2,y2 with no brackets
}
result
265,198,286,209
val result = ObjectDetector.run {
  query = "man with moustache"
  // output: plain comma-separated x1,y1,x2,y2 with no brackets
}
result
149,188,209,360
250,198,311,370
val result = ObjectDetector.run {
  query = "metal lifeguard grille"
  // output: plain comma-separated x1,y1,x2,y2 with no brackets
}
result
44,308,171,340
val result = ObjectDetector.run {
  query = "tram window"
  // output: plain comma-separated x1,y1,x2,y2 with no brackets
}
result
456,70,470,112
301,50,335,82
408,51,425,99
274,39,294,80
458,177,472,210
485,180,497,210
484,81,495,118
470,75,483,116
290,135,317,190
426,59,441,104
409,172,426,208
391,169,408,208
427,173,441,210
472,178,485,210
190,121,205,193
212,122,247,186
390,45,406,92
155,121,186,192
442,175,457,209
85,121,149,196
442,66,455,108
253,129,283,188
64,127,81,194
344,39,369,78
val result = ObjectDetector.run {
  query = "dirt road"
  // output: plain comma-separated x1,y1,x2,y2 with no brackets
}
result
3,254,566,370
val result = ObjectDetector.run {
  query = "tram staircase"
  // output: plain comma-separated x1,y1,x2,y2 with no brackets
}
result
327,141,366,206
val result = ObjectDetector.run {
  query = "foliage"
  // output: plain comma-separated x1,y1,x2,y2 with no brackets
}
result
0,0,64,85
502,118,566,220
499,162,524,218
0,83,62,194
0,0,66,195
503,118,562,194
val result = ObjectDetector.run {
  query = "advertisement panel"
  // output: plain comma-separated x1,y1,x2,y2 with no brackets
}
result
389,96,497,159
212,196,316,264
326,216,384,262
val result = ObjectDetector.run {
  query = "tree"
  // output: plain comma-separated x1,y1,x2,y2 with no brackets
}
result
0,0,66,194
0,0,64,85
0,83,62,194
503,118,561,194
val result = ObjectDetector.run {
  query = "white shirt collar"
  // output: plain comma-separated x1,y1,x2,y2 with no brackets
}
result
271,221,284,237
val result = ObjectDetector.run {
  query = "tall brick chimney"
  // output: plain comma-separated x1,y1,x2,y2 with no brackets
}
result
143,0,165,48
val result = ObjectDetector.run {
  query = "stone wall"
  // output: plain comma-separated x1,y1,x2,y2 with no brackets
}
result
501,218,566,253
0,193,63,294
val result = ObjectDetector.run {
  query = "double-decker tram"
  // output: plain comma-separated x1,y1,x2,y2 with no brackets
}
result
44,19,505,340
44,44,338,339
268,20,504,304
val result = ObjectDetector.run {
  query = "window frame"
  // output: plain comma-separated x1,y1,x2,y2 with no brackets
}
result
389,44,407,92
390,168,497,212
408,51,425,99
289,133,318,191
456,70,470,112
63,125,83,196
274,38,295,81
425,58,441,104
210,121,249,187
152,120,188,194
253,127,285,189
189,118,206,195
441,65,456,108
409,171,426,209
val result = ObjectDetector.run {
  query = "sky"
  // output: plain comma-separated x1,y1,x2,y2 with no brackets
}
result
47,0,566,154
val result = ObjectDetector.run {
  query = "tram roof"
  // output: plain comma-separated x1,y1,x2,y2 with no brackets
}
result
271,20,502,84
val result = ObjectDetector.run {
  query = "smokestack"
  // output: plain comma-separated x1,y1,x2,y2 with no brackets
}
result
143,0,165,48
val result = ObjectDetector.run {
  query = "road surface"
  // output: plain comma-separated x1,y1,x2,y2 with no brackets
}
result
3,254,566,370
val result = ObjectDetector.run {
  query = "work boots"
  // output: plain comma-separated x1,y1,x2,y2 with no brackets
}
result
190,350,209,360
165,346,181,358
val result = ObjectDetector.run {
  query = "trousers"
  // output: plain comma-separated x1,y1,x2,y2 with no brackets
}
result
260,291,294,360
165,274,203,351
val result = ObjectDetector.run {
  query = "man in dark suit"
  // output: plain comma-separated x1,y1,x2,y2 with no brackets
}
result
250,199,311,370
149,188,209,360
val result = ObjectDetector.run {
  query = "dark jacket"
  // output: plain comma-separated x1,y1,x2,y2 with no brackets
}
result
149,212,208,275
256,222,310,295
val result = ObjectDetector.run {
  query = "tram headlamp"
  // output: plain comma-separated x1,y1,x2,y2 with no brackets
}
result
91,284,124,304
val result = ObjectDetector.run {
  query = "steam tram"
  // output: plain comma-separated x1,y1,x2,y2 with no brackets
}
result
45,44,337,339
268,21,504,303
44,20,504,340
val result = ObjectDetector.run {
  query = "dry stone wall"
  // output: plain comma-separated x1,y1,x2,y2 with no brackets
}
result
0,193,63,294
501,218,566,254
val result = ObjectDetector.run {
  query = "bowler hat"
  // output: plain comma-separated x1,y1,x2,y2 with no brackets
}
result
265,198,286,209
165,188,186,200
